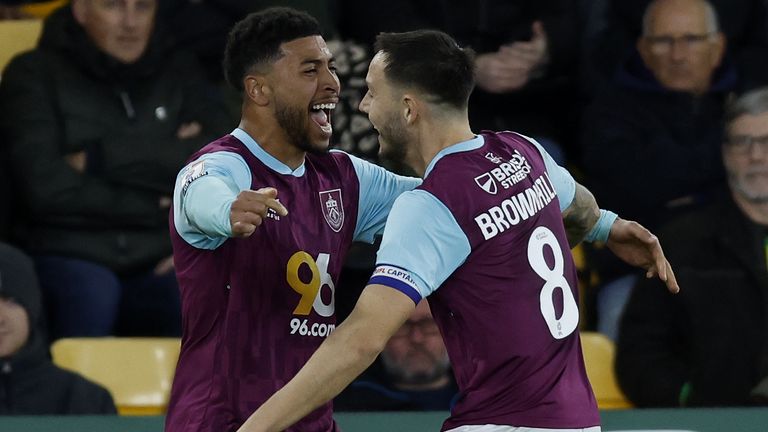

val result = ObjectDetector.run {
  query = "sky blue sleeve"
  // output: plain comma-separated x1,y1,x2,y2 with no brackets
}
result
373,190,471,299
338,151,422,243
520,134,576,211
172,152,252,250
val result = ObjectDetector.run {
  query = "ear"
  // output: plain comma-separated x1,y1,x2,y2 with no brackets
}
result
402,95,418,125
244,75,271,106
71,0,87,25
636,37,653,67
710,32,726,68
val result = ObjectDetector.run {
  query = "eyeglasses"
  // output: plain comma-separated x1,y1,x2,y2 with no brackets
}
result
725,134,768,155
392,318,440,339
644,33,714,54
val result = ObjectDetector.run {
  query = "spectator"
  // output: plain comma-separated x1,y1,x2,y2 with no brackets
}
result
616,87,768,407
581,0,732,339
0,241,116,414
0,0,231,339
335,300,458,411
588,0,768,94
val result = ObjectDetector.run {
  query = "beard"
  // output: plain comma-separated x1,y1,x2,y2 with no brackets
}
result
274,98,328,155
378,113,411,173
728,171,768,204
380,348,451,387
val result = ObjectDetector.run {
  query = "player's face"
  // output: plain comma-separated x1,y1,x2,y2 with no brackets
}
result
267,36,340,154
0,298,29,358
73,0,156,64
381,301,450,386
360,52,411,164
637,0,724,95
723,111,768,203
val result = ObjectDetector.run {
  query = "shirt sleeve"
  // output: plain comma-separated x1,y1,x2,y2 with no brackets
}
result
338,151,422,243
172,151,252,249
371,190,471,302
518,134,576,211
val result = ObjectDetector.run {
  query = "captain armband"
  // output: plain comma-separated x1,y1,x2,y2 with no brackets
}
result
584,209,618,243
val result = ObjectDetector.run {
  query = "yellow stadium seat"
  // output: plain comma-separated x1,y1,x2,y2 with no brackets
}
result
51,337,181,415
20,0,68,19
580,331,632,409
0,19,42,74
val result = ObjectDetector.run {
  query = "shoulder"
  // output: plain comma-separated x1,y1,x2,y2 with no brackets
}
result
193,135,244,158
308,149,359,176
1,49,52,81
394,189,440,209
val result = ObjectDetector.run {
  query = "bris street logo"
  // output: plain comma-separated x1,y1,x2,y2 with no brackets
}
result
474,150,531,195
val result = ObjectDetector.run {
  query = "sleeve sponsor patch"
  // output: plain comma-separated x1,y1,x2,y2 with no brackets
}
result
368,265,422,304
181,160,208,196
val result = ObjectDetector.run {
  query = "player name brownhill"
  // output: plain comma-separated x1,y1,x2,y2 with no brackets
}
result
475,173,557,240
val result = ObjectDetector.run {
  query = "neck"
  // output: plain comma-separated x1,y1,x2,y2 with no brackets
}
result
409,114,474,177
238,106,305,170
732,190,768,226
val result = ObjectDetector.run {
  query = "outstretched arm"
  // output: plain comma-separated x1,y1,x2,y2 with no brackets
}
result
562,183,679,294
236,285,416,432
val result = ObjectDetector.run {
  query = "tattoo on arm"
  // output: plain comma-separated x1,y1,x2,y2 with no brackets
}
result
561,183,600,247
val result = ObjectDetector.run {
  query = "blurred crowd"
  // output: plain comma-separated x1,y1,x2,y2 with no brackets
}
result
0,0,767,414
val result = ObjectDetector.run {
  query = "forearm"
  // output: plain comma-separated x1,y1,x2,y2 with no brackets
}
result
21,169,164,224
238,285,415,432
562,182,600,246
238,314,384,432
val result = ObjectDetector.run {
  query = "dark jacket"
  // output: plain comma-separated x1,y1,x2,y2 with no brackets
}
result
616,191,768,407
0,144,11,242
334,359,459,412
582,52,733,231
0,242,116,414
0,6,231,274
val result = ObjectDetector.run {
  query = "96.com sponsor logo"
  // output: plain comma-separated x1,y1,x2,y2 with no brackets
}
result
289,318,336,337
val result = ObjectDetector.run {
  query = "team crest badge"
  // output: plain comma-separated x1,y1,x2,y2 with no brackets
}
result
320,189,344,232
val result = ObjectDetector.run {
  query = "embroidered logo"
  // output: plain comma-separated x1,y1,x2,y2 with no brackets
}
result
181,160,208,196
474,172,498,195
485,152,503,164
319,189,344,232
474,149,531,195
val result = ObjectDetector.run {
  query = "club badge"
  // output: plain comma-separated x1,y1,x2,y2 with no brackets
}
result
319,189,344,232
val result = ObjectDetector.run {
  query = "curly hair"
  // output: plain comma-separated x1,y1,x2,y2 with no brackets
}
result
223,7,321,91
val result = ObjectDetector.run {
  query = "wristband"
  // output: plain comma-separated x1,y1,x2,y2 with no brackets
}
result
584,209,618,243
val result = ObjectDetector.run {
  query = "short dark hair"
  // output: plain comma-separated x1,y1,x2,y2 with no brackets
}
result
374,30,475,110
223,7,321,91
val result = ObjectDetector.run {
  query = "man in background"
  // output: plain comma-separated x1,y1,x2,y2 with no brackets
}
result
0,0,231,338
617,87,768,407
0,241,116,414
582,0,732,339
335,299,458,411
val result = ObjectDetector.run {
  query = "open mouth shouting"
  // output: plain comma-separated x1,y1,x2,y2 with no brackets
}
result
310,102,336,137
